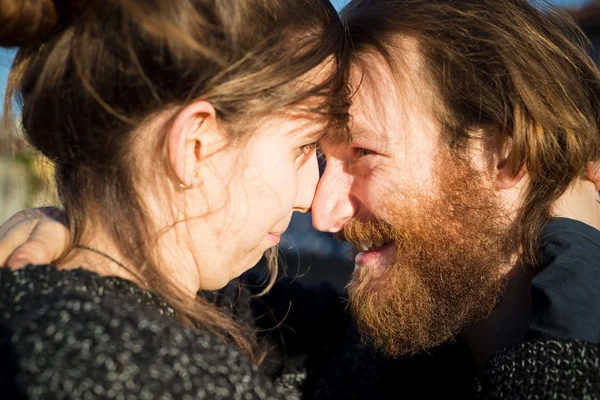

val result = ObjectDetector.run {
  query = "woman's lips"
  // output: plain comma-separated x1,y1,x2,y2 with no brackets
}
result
267,233,281,245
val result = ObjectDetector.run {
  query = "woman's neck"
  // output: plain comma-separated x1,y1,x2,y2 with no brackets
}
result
57,235,145,288
57,232,198,297
58,221,202,298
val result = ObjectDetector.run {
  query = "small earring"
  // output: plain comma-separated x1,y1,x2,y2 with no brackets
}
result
179,170,198,191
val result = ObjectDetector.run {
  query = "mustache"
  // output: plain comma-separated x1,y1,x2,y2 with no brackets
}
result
336,216,398,245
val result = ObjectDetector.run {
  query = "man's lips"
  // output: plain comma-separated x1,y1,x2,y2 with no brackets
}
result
355,241,397,270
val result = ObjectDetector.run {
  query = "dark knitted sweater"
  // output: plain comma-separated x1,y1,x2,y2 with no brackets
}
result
0,266,299,399
1,218,600,399
250,218,600,399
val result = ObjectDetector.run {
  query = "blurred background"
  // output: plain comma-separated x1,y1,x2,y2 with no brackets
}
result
1,0,599,290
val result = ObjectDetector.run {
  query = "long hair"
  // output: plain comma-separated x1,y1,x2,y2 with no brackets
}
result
2,0,349,363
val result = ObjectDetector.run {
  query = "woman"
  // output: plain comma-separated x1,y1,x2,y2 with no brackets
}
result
0,0,348,398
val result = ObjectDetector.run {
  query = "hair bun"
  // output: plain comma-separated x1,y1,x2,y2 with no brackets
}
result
0,0,58,47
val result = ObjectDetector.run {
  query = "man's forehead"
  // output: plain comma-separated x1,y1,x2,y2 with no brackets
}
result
346,55,399,143
349,120,382,142
349,38,428,108
345,41,435,141
349,53,394,109
320,116,386,152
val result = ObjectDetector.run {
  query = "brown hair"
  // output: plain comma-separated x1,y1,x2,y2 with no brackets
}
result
341,0,600,266
3,0,349,363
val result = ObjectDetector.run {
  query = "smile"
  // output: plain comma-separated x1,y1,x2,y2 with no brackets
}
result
354,241,397,269
355,239,393,252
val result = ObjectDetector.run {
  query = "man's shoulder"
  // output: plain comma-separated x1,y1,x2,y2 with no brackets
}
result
530,218,600,344
477,338,600,399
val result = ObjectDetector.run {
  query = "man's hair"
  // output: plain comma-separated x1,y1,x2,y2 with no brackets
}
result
342,0,600,265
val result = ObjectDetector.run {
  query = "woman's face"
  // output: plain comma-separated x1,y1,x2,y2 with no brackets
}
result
188,114,322,290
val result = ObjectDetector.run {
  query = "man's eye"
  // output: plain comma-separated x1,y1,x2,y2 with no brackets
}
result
354,147,375,158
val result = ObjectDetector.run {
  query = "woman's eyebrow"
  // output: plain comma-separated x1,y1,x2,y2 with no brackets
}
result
300,125,328,142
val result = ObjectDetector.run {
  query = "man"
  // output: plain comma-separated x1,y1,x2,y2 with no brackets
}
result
2,0,600,398
304,0,600,397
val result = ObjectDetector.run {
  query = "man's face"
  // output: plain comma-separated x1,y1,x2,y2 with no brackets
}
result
312,49,516,356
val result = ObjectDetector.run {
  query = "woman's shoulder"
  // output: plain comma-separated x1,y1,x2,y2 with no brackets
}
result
0,266,297,399
0,265,177,326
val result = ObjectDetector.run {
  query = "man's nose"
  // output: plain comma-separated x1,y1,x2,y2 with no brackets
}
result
312,161,356,232
294,151,320,213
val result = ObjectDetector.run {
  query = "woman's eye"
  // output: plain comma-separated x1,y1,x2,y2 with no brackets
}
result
298,142,318,159
302,142,318,153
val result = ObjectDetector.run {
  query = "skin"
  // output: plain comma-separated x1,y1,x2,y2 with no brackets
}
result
314,47,525,272
56,101,324,295
312,45,600,363
0,43,599,364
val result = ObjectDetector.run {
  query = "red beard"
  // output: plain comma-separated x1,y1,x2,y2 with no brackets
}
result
343,152,516,356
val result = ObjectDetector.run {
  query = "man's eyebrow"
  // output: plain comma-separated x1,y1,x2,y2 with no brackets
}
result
348,124,375,141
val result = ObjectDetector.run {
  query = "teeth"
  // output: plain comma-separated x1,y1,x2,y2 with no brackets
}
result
356,241,369,252
356,239,391,252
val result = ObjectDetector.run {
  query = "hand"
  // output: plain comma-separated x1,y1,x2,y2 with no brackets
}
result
552,163,600,230
0,207,70,268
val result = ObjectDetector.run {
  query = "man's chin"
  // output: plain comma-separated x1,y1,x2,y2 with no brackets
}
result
348,265,502,357
348,270,444,356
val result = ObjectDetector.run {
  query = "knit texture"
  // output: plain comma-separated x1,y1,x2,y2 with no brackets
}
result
2,266,600,399
0,266,299,400
475,339,600,400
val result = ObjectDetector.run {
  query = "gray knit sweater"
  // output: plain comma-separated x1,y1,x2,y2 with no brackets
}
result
2,249,600,399
0,266,299,399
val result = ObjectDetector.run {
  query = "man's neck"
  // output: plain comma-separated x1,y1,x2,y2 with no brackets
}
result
459,263,534,366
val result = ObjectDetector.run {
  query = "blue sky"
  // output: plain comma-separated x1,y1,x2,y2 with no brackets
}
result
331,0,348,10
0,49,14,112
551,0,595,7
0,0,595,113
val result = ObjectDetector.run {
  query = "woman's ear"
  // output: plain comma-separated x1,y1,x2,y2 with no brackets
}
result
168,101,219,189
